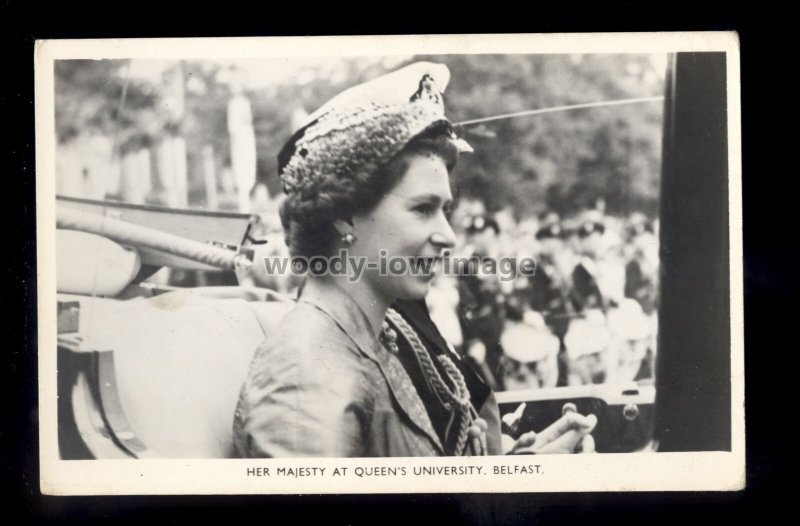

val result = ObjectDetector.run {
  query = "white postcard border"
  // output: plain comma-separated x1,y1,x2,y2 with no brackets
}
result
35,32,744,495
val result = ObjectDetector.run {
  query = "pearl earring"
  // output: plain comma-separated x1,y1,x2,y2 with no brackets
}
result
342,232,356,245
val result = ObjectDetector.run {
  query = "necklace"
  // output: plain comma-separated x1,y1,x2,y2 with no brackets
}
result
382,308,488,456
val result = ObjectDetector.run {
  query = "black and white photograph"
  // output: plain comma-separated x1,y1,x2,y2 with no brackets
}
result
35,33,743,494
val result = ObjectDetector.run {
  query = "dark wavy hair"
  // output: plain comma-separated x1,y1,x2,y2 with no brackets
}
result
279,124,459,258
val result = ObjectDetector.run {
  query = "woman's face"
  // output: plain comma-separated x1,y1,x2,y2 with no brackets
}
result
349,151,457,302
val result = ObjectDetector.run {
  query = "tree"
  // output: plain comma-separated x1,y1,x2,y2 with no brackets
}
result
55,54,665,217
55,59,163,150
413,53,665,218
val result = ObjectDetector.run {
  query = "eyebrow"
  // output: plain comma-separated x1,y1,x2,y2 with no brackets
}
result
392,192,453,206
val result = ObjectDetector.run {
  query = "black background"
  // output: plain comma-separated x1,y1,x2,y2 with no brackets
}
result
2,2,787,524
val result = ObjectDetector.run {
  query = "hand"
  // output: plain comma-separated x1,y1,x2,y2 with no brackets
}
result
506,412,597,455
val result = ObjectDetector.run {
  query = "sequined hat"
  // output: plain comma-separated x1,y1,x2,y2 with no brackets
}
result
277,62,472,196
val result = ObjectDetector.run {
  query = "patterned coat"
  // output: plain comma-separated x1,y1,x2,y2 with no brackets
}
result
233,279,501,458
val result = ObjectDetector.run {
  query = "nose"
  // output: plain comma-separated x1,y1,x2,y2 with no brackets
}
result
430,213,457,252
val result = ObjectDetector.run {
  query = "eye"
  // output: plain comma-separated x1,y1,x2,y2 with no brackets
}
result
412,203,437,216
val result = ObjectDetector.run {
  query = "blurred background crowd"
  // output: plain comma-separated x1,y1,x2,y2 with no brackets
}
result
55,53,665,392
428,202,660,392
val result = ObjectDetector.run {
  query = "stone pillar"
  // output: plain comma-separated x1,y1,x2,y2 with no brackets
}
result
202,145,218,210
227,80,258,212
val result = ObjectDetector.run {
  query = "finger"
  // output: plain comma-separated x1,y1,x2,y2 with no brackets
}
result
579,434,595,454
510,431,536,455
508,432,538,455
535,420,596,454
514,431,537,449
535,423,596,454
535,429,583,454
535,413,597,445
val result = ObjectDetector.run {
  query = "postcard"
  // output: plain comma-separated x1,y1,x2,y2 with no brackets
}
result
36,32,743,495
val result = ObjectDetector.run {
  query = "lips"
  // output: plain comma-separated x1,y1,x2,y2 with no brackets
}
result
409,256,441,281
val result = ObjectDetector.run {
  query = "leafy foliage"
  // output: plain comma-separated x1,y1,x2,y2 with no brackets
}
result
54,54,664,217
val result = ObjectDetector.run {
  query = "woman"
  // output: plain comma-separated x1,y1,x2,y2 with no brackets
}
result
233,62,596,457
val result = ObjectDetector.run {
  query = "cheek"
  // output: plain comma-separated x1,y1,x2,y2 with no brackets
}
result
353,220,396,256
381,219,429,254
357,209,409,254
